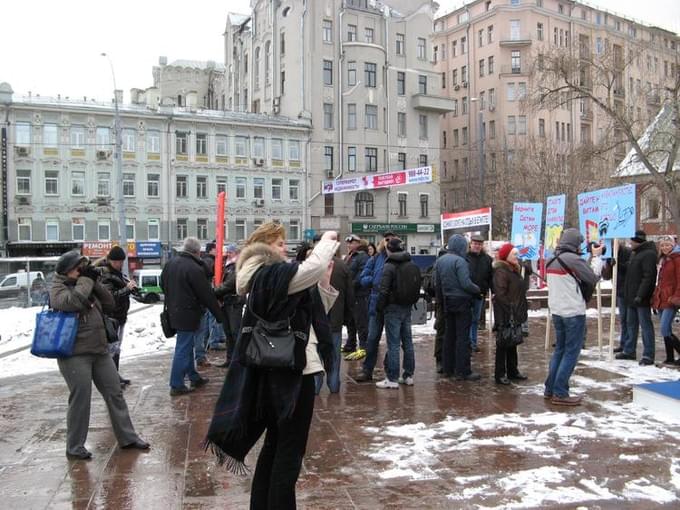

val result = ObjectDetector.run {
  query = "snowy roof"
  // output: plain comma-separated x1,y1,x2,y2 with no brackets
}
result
614,103,680,177
167,59,225,72
227,12,250,26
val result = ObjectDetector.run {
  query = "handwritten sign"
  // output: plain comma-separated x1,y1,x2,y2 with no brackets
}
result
441,207,492,231
511,202,543,260
544,194,566,259
578,184,636,255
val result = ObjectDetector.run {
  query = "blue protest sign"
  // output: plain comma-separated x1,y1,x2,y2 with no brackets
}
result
578,184,636,255
544,194,566,259
511,202,544,260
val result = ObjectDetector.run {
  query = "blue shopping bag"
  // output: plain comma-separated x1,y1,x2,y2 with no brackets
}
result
30,307,79,358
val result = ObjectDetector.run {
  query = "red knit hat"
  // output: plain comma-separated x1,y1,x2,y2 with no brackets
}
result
498,243,514,261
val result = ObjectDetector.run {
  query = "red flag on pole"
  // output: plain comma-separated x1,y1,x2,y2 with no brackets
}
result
214,191,226,286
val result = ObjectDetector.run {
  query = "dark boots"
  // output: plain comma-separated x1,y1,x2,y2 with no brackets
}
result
662,335,680,365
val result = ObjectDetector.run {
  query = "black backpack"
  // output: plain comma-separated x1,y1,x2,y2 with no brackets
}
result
421,265,436,300
394,261,423,306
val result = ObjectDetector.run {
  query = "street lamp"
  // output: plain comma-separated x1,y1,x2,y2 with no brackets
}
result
101,53,128,275
470,97,486,205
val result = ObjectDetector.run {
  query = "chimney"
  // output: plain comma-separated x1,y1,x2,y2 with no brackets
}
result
114,89,123,104
159,56,167,66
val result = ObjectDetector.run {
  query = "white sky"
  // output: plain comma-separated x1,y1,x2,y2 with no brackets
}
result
0,0,678,104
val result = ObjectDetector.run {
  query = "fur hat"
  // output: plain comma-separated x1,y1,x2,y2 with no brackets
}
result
498,243,514,261
56,250,88,275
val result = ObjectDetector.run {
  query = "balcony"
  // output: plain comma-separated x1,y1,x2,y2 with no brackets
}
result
500,65,528,75
499,34,533,47
411,94,457,114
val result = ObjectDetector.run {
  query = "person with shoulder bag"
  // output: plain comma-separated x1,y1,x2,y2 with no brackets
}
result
50,250,149,460
205,224,339,509
651,235,680,366
492,244,529,385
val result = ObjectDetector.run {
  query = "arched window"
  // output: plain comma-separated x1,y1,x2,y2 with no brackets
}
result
254,47,261,88
355,192,374,217
265,41,271,84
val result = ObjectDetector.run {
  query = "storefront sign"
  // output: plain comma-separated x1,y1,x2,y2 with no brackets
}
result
440,207,492,231
136,241,162,258
322,166,432,194
351,223,440,234
82,241,137,258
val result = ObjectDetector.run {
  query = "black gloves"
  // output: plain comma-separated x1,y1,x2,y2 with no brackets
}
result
80,265,100,282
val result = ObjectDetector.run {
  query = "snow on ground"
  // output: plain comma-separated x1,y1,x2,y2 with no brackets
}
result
0,302,171,380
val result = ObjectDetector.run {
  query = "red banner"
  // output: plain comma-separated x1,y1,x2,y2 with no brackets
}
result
214,192,226,286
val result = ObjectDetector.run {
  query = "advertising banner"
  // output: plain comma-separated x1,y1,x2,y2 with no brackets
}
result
82,241,137,258
511,202,543,260
578,184,636,255
136,242,162,258
544,194,566,259
322,166,432,194
440,207,492,232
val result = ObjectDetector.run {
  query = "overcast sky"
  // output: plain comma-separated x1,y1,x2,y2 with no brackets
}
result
1,0,678,104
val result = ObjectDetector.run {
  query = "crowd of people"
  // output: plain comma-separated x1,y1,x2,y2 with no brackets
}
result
46,221,680,506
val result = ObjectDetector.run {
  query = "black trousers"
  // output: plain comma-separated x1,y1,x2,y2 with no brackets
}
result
494,343,519,380
250,375,316,510
443,308,472,377
345,294,369,350
433,303,445,361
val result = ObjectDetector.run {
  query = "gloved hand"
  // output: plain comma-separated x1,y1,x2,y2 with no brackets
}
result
633,296,642,306
80,265,100,282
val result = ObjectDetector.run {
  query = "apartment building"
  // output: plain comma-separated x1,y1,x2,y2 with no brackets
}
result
224,0,453,253
435,0,680,222
0,85,310,261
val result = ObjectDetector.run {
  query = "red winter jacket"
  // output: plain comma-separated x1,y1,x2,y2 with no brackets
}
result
652,251,680,309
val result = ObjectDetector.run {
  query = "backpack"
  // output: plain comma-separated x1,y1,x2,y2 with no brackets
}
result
394,261,423,306
421,265,436,300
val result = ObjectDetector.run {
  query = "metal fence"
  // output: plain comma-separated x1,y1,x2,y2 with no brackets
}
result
0,257,59,309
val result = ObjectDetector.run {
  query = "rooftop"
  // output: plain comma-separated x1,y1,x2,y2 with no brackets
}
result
166,59,226,72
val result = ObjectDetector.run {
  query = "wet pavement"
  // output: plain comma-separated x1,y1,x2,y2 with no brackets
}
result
1,317,679,509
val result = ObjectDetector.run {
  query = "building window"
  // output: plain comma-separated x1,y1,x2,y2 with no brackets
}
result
397,72,405,95
398,152,406,170
396,33,405,55
289,179,300,200
507,82,516,101
517,81,527,99
44,171,59,195
507,116,516,135
98,220,111,241
43,124,58,148
419,154,428,166
462,96,468,114
442,72,447,88
365,105,378,129
272,178,282,200
217,177,227,195
323,60,333,86
70,126,85,148
324,146,334,175
489,88,496,106
176,218,187,240
235,219,247,241
235,136,248,157
419,115,428,140
420,194,429,217
453,129,459,146
348,24,357,41
462,65,468,83
216,135,228,156
45,219,59,242
488,25,494,44
72,219,85,242
236,177,247,198
123,173,135,197
539,118,545,137
347,147,357,172
148,219,160,240
355,192,374,217
347,104,357,130
397,112,406,137
348,61,357,86
417,38,426,59
254,177,264,199
511,50,521,73
462,127,468,144
365,147,378,172
365,27,374,43
479,59,485,77
288,219,300,241
197,176,207,199
271,138,283,160
71,171,85,196
123,129,135,152
365,63,377,87
196,133,207,155
518,115,527,135
461,36,467,54
324,193,334,216
97,173,110,197
398,193,407,217
126,219,135,241
147,130,160,153
176,132,188,154
288,140,300,161
147,173,160,197
323,20,332,42
176,175,187,198
418,75,427,94
18,218,32,241
537,22,544,41
478,29,484,48
253,137,265,158
489,120,496,139
323,103,334,129
96,127,110,149
197,218,208,240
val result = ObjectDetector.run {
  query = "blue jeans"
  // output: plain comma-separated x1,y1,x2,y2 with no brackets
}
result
315,332,342,394
383,304,415,382
659,308,677,338
545,314,585,398
207,311,225,347
625,306,655,360
171,330,201,389
362,313,385,377
469,299,483,348
617,296,630,348
194,313,208,362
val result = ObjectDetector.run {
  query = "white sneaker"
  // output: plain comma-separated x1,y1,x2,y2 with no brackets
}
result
375,379,399,389
398,376,414,386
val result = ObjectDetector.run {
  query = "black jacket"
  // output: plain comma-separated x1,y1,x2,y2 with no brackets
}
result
468,250,493,296
161,251,224,331
377,251,411,311
623,241,658,307
215,262,245,306
97,261,132,324
329,257,355,332
602,245,631,298
202,254,216,280
347,249,370,296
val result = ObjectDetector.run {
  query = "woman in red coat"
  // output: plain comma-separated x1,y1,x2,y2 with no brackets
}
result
652,236,680,365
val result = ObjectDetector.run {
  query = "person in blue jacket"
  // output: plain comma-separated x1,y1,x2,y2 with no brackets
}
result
355,231,397,382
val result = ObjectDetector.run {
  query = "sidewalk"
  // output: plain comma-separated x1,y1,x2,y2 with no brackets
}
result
1,317,679,509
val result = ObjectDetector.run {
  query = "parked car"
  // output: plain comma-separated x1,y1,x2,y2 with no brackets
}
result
0,271,45,299
132,269,164,303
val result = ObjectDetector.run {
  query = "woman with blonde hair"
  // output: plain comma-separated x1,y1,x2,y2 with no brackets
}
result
206,222,339,509
652,235,680,365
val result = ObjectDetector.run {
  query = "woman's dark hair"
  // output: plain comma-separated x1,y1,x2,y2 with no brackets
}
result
367,242,378,256
295,242,313,262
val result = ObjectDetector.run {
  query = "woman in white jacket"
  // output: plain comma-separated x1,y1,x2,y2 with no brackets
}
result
206,223,339,510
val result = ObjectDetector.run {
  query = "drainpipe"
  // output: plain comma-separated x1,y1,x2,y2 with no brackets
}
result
300,0,307,115
165,116,173,258
465,5,472,209
337,6,345,180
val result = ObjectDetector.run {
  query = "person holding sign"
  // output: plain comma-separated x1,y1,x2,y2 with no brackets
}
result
651,236,680,366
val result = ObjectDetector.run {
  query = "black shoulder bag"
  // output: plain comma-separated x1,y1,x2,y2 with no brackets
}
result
496,306,524,349
160,301,176,338
554,255,595,302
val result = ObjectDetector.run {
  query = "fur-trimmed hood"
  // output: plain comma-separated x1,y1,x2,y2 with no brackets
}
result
493,259,520,272
236,242,287,295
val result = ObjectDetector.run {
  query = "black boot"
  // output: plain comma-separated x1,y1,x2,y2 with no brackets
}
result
670,334,680,357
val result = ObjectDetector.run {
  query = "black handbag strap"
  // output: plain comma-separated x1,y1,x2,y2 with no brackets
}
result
553,254,585,298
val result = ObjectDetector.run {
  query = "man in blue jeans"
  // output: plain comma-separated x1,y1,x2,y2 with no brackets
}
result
545,228,602,406
467,235,493,352
375,238,418,388
161,237,227,396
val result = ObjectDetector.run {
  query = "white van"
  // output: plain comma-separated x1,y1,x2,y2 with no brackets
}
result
0,271,45,290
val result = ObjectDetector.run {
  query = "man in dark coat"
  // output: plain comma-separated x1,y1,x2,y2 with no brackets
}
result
467,234,493,352
602,244,632,353
161,237,225,395
199,241,226,364
342,235,369,354
214,244,244,368
617,230,658,365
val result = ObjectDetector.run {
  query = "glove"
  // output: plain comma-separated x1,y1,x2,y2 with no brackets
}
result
633,296,642,305
80,265,100,282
